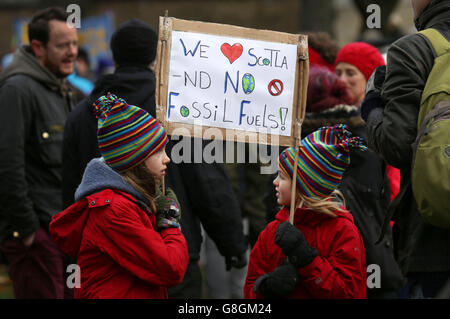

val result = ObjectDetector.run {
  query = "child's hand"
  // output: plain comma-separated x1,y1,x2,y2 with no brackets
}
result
274,221,318,268
155,187,181,229
253,261,299,298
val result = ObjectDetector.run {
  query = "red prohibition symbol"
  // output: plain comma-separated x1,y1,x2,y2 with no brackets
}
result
268,79,284,96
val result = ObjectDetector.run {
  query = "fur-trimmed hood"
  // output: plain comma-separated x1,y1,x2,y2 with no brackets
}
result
74,157,147,204
302,104,366,137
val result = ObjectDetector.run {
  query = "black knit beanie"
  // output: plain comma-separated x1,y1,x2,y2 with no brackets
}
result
110,19,158,67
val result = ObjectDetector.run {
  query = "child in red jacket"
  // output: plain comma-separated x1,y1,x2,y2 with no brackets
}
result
50,93,189,298
244,124,367,299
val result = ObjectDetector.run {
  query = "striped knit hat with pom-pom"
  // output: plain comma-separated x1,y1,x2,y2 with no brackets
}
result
93,93,168,173
279,124,367,198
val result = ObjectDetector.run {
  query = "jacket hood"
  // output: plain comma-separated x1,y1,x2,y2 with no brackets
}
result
74,157,147,204
86,66,156,116
275,206,354,227
302,104,365,137
415,0,450,31
0,45,63,91
50,158,148,258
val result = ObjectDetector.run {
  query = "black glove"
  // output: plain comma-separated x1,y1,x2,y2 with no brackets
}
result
274,222,318,268
225,253,247,271
365,65,386,96
253,261,299,298
155,188,181,229
361,65,386,122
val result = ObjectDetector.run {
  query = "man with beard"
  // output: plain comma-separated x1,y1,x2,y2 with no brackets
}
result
0,7,78,298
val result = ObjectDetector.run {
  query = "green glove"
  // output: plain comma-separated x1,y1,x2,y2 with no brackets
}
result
155,187,181,229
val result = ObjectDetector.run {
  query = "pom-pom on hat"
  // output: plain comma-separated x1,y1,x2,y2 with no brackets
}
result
93,93,168,173
279,124,367,198
334,42,385,81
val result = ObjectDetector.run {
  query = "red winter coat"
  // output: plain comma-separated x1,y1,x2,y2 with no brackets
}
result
244,207,367,299
49,188,189,299
386,164,401,203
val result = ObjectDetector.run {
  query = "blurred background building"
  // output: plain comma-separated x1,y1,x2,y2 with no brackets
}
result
0,0,416,68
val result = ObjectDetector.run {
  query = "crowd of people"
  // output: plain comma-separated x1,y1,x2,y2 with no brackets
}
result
0,0,449,300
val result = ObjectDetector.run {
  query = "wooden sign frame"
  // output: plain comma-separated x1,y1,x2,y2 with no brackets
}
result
155,16,309,147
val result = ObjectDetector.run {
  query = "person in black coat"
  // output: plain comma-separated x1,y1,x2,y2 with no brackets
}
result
361,0,450,298
62,19,248,298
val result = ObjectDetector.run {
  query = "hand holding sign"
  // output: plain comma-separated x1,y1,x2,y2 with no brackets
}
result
156,17,309,226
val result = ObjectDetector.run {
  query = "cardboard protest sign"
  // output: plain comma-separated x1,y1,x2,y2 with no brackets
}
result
155,17,309,146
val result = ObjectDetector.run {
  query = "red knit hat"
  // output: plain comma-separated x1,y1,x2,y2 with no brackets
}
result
334,42,385,80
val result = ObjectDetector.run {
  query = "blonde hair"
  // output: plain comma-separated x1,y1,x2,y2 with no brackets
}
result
120,161,157,212
295,189,346,218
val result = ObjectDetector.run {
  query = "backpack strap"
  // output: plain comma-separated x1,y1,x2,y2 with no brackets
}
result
419,28,450,56
417,28,450,126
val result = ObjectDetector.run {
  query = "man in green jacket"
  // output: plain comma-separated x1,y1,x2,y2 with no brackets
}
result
0,7,77,298
362,0,450,298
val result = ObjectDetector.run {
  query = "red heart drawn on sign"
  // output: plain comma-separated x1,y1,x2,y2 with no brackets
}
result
221,43,243,64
